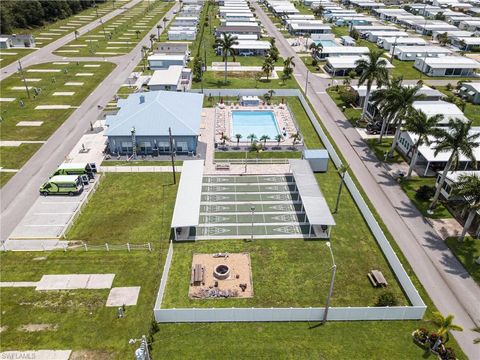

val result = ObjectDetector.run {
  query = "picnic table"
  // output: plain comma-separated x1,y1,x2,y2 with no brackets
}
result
368,270,388,287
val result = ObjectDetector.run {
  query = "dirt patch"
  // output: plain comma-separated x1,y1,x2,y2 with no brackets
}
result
70,350,113,360
19,323,58,332
189,253,253,299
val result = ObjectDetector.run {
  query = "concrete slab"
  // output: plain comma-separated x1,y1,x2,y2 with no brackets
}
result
25,78,41,82
0,350,71,360
35,105,71,110
56,50,80,53
65,82,84,86
75,73,94,76
0,98,16,102
10,86,34,90
27,69,61,73
53,62,70,65
0,281,39,287
16,121,44,126
36,275,70,290
36,274,115,290
65,274,90,289
53,92,75,96
429,218,464,240
1,240,69,251
83,64,101,67
86,274,116,289
106,286,141,306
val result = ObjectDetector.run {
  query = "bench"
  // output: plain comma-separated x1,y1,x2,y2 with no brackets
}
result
368,270,388,287
191,264,204,286
215,163,230,170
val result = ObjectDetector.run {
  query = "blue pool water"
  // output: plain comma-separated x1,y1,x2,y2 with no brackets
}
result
315,40,338,47
232,111,280,140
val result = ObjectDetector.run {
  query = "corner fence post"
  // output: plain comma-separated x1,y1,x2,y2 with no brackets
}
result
127,243,131,252
147,243,152,252
84,243,88,251
105,243,109,251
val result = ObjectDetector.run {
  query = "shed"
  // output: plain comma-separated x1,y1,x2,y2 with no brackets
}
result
303,149,329,172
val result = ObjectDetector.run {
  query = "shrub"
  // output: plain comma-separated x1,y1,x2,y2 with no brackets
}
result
413,328,429,344
311,58,318,67
415,185,435,201
348,69,356,79
339,87,357,106
375,292,398,306
446,83,452,91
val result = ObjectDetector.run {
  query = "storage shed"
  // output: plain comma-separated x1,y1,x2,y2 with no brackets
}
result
303,149,329,172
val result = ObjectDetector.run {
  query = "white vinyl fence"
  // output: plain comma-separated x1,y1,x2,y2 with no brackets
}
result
153,90,426,323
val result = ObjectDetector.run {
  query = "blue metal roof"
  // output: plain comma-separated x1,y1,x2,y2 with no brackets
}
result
105,90,204,137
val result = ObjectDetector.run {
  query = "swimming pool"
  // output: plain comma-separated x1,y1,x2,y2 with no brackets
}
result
315,40,338,47
231,111,280,140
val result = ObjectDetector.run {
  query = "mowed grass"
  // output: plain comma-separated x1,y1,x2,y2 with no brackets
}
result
399,177,452,219
0,172,16,188
11,0,121,49
0,49,36,68
193,71,299,89
66,173,178,245
445,236,480,284
366,138,404,164
0,251,160,359
0,143,43,171
0,61,115,142
326,86,362,125
54,0,171,57
436,86,480,126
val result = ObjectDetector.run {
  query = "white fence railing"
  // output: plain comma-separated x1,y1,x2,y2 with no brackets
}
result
67,242,153,252
153,90,426,322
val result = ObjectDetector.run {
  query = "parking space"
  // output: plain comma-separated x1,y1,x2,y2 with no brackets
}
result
8,178,99,240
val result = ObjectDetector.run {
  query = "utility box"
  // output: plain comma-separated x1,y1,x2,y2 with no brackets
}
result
303,149,329,172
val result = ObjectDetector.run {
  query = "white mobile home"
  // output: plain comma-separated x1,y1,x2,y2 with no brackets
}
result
288,21,332,35
168,28,197,41
315,46,369,59
230,40,271,56
450,36,480,51
324,55,394,76
147,66,192,92
366,31,408,43
459,82,480,104
392,46,453,61
414,57,480,77
377,37,427,50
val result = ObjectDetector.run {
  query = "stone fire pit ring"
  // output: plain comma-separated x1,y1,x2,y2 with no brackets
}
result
213,264,230,280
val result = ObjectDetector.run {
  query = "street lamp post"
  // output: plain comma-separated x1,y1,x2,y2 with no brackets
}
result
322,241,336,324
250,205,255,241
129,335,150,360
304,70,309,97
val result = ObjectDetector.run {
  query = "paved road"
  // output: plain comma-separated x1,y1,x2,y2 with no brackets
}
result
0,2,180,241
253,2,480,358
0,0,143,81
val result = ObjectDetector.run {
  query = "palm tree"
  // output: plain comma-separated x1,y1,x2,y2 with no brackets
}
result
309,42,323,60
156,24,162,38
290,132,301,148
430,312,463,345
135,30,141,39
275,134,283,148
283,56,295,79
429,120,480,211
312,4,324,17
247,133,257,143
473,326,480,344
220,133,229,145
263,89,275,104
163,17,168,29
141,45,149,72
215,33,239,83
262,56,275,80
403,109,443,179
149,34,156,51
355,49,389,121
371,78,426,153
235,133,242,148
437,32,449,46
260,135,270,148
451,174,480,241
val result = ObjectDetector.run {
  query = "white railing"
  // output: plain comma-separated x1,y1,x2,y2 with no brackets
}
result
67,242,153,252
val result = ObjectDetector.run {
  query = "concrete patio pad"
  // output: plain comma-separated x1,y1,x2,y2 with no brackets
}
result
53,92,75,96
106,287,141,306
36,274,115,290
0,98,16,102
17,121,44,126
35,105,71,109
27,69,61,73
75,73,94,76
0,350,71,360
0,281,39,287
429,218,463,240
65,82,84,86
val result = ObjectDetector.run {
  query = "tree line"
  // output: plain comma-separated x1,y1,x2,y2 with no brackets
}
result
0,0,107,34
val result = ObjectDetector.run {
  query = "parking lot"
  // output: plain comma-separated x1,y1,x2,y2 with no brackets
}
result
8,178,99,240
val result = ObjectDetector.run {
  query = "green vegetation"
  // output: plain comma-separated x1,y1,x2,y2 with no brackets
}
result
445,237,480,284
0,143,42,170
366,138,404,164
67,173,178,244
331,26,349,37
0,61,115,142
0,172,16,188
0,251,160,358
0,49,35,68
326,86,362,124
54,1,171,57
214,151,301,159
192,71,298,89
399,177,452,219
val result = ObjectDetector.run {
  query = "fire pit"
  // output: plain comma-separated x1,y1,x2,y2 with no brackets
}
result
213,264,230,280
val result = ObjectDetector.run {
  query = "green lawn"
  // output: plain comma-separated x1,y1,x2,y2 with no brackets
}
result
436,86,480,126
0,143,42,169
331,26,350,37
326,86,362,125
0,61,115,142
445,237,480,285
0,172,16,188
66,173,178,245
10,0,119,49
0,49,36,68
54,0,171,57
0,251,161,359
215,151,301,159
193,71,298,89
399,177,452,219
366,138,404,164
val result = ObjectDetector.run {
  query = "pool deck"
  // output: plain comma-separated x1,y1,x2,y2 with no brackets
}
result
215,104,301,148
